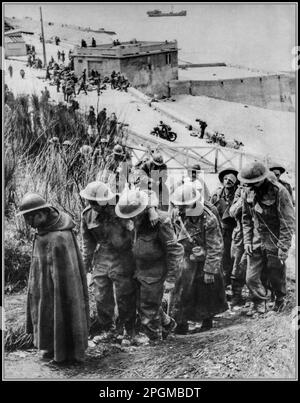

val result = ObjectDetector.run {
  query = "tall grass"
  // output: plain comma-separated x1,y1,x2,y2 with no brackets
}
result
4,92,128,289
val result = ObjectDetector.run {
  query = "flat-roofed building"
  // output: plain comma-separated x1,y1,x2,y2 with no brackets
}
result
72,40,178,97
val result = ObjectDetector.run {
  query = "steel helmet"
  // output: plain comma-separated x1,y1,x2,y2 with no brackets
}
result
268,161,286,174
80,181,116,201
49,136,59,144
80,145,93,155
237,161,269,184
115,189,148,219
62,140,72,146
170,182,201,205
113,144,124,156
218,167,238,183
16,192,52,216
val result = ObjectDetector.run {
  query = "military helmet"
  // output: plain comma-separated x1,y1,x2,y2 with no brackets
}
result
152,152,164,166
115,189,148,219
80,181,116,201
80,145,93,155
62,140,72,146
113,144,124,156
237,161,269,184
218,167,238,183
170,182,201,205
49,136,59,144
16,192,52,216
268,161,285,174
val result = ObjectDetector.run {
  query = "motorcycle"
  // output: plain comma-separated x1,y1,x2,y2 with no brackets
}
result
150,125,177,142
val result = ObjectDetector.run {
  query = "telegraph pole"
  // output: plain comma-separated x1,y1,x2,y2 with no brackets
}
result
40,6,47,67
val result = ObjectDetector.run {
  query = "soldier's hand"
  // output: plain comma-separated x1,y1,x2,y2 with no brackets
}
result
278,249,288,262
164,281,175,292
204,273,215,284
148,207,159,227
245,244,253,256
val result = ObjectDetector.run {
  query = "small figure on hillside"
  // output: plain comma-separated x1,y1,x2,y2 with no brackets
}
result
16,193,89,364
8,64,13,78
56,76,61,93
91,37,96,47
20,69,25,79
57,49,61,60
61,51,65,63
196,119,207,139
81,39,87,48
45,66,51,80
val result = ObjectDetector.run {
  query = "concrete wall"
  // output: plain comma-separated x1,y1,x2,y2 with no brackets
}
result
169,74,295,112
121,51,178,97
73,56,120,77
5,42,27,57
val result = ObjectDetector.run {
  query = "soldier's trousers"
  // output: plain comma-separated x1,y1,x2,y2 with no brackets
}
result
222,227,235,286
92,250,136,335
231,245,247,298
246,247,286,302
135,259,169,340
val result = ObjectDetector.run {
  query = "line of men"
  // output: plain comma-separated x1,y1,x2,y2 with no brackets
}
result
17,158,295,364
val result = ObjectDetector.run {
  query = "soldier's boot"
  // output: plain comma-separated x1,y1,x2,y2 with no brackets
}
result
93,326,118,344
231,280,245,308
174,322,189,335
255,300,266,315
132,333,150,346
162,317,177,340
200,318,213,332
272,298,287,313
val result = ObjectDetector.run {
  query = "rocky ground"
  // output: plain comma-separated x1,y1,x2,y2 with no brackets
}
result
4,277,297,380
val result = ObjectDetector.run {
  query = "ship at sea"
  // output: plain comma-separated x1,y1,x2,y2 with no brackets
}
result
147,8,187,17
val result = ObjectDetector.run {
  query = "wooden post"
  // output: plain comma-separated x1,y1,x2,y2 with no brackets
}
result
214,147,219,173
40,7,47,68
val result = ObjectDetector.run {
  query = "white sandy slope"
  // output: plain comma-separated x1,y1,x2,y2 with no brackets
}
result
4,20,295,190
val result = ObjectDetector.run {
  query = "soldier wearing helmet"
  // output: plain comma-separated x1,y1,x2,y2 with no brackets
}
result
210,167,239,287
80,181,136,344
170,183,227,334
17,193,89,363
115,188,184,344
137,152,169,211
239,161,295,314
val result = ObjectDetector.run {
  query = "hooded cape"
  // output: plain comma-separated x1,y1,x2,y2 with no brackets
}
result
26,211,89,362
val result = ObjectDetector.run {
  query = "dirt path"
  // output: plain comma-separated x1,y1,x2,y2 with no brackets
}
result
4,286,296,380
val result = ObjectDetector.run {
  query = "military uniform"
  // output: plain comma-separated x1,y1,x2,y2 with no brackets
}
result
132,211,184,340
211,186,237,285
81,205,136,335
229,186,248,304
242,179,295,305
279,179,294,204
172,204,227,329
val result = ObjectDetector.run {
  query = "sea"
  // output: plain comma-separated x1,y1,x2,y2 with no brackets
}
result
5,3,296,73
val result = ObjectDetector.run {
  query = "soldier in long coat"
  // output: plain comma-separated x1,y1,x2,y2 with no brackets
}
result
170,183,228,334
211,167,239,286
17,193,89,363
239,162,295,314
229,185,248,307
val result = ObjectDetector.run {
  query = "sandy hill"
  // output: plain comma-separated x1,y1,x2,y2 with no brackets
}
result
5,16,116,47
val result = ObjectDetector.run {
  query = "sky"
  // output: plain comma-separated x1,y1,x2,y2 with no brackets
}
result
4,2,297,71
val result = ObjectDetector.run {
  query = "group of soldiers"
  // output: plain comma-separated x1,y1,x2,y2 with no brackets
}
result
17,148,295,363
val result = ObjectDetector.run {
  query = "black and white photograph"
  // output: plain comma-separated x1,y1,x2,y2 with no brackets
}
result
2,2,297,383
